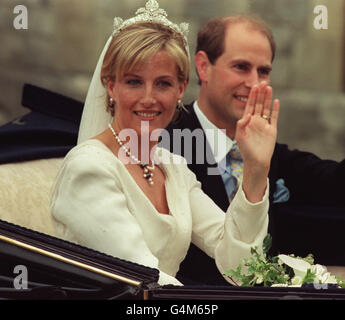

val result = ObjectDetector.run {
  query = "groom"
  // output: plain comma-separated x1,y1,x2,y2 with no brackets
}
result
165,15,345,285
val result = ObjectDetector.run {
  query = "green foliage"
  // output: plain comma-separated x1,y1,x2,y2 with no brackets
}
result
262,233,272,255
224,243,289,287
224,234,344,288
302,269,316,284
336,277,345,288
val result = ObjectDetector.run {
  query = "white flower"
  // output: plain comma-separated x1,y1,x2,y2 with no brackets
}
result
255,273,264,284
321,272,338,284
291,275,303,286
310,264,337,284
278,254,311,278
271,283,288,287
311,264,327,277
277,255,340,287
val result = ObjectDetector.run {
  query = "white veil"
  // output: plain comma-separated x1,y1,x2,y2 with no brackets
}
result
77,0,189,145
77,36,113,144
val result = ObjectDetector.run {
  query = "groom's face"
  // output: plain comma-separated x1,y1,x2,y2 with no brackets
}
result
201,22,273,132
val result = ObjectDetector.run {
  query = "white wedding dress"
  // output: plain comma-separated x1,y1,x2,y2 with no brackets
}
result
50,139,269,285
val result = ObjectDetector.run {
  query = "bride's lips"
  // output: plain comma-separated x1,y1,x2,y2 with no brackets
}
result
134,111,162,120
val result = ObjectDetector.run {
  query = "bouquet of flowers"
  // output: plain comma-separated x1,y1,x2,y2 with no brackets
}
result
225,234,345,288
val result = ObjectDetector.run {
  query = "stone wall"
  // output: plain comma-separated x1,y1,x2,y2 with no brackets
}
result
1,0,344,161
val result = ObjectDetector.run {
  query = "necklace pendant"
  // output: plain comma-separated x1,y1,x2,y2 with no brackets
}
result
144,172,153,179
108,123,156,186
147,175,154,185
143,168,155,187
146,164,155,171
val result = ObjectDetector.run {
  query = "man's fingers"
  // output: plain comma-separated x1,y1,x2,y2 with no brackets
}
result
237,112,251,129
270,99,280,127
262,86,273,119
244,85,257,116
254,82,267,115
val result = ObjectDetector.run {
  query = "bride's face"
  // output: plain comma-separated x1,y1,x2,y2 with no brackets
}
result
107,50,186,138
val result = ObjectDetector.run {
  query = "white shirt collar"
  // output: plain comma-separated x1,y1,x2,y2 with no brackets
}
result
193,101,234,163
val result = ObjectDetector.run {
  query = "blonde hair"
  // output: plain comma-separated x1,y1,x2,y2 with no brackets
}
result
101,22,189,86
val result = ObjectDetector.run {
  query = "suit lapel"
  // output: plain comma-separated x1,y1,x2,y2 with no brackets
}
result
168,103,230,211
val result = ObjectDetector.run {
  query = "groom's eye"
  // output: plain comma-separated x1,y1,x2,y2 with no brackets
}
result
258,67,271,76
235,63,249,71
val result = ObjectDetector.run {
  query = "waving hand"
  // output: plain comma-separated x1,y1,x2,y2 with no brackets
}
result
235,82,280,202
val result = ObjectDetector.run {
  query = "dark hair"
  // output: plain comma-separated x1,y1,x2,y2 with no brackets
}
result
196,15,276,82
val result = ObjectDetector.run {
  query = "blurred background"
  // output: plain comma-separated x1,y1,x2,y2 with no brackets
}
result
1,0,344,160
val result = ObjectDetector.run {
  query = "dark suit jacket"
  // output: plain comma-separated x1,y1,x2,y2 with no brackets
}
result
165,103,345,285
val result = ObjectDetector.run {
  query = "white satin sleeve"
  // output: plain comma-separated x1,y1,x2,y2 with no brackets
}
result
50,152,182,286
186,167,269,283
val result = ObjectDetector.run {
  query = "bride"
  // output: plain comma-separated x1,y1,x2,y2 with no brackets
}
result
50,0,279,286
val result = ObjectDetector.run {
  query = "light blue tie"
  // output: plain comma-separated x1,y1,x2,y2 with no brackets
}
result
220,142,243,201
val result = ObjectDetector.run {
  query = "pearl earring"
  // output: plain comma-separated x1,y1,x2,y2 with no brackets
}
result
177,99,184,110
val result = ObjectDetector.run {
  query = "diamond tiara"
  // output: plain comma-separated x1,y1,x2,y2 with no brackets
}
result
112,0,189,55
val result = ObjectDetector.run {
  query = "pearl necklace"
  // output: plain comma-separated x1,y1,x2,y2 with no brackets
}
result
108,123,155,186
